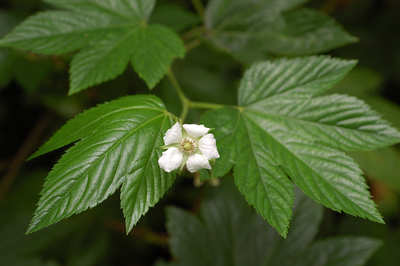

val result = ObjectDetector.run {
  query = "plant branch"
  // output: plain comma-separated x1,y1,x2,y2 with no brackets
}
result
191,0,205,19
0,111,52,204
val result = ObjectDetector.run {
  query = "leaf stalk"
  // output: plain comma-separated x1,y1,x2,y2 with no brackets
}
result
167,69,226,122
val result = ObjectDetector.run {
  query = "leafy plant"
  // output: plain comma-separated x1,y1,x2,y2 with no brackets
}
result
161,179,381,266
1,0,399,264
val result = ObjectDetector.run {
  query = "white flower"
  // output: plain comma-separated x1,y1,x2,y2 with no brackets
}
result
158,122,220,173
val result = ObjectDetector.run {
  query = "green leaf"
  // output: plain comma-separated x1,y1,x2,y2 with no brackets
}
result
129,24,186,89
204,1,356,62
202,108,294,238
0,11,110,54
201,56,400,234
150,4,200,32
166,179,284,266
166,179,378,265
0,0,185,93
238,56,357,105
297,237,382,266
43,0,156,21
264,8,358,55
30,95,164,160
68,28,135,95
266,185,324,265
27,95,176,234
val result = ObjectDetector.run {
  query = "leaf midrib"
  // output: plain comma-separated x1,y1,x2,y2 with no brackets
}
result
37,112,167,213
33,104,164,158
245,107,386,150
242,111,375,217
71,26,142,89
123,114,169,230
1,22,138,44
239,112,287,233
76,1,140,21
213,2,273,31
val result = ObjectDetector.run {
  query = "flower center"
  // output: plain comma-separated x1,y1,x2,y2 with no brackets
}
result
183,142,192,151
180,138,197,155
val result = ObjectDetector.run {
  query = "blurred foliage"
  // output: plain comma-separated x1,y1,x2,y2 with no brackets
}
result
1,0,400,265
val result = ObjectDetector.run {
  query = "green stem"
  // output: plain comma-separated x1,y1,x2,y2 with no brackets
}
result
189,101,225,110
191,0,205,19
167,69,227,122
167,69,190,122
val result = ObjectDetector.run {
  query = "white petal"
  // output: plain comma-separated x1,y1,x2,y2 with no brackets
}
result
183,124,209,137
164,122,182,145
186,154,211,173
199,134,220,160
158,147,183,172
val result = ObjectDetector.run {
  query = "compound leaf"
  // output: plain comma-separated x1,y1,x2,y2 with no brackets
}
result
0,11,111,54
265,8,358,55
166,180,378,265
27,95,176,234
201,107,294,237
201,56,400,235
204,0,356,62
0,0,184,93
69,28,136,95
29,95,165,160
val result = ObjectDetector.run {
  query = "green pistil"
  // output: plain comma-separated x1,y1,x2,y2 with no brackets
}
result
183,142,192,151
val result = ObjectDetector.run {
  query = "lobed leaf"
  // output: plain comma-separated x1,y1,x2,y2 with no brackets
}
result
204,0,356,62
238,56,357,105
265,8,358,55
166,179,379,265
150,4,200,32
266,185,323,265
0,11,113,54
27,95,176,234
201,56,400,234
202,107,294,237
129,24,186,89
69,28,137,95
0,0,184,93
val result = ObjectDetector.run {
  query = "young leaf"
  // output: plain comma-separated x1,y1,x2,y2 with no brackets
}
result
165,179,380,265
0,0,185,93
204,0,356,62
297,237,382,266
201,56,400,235
27,95,176,234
